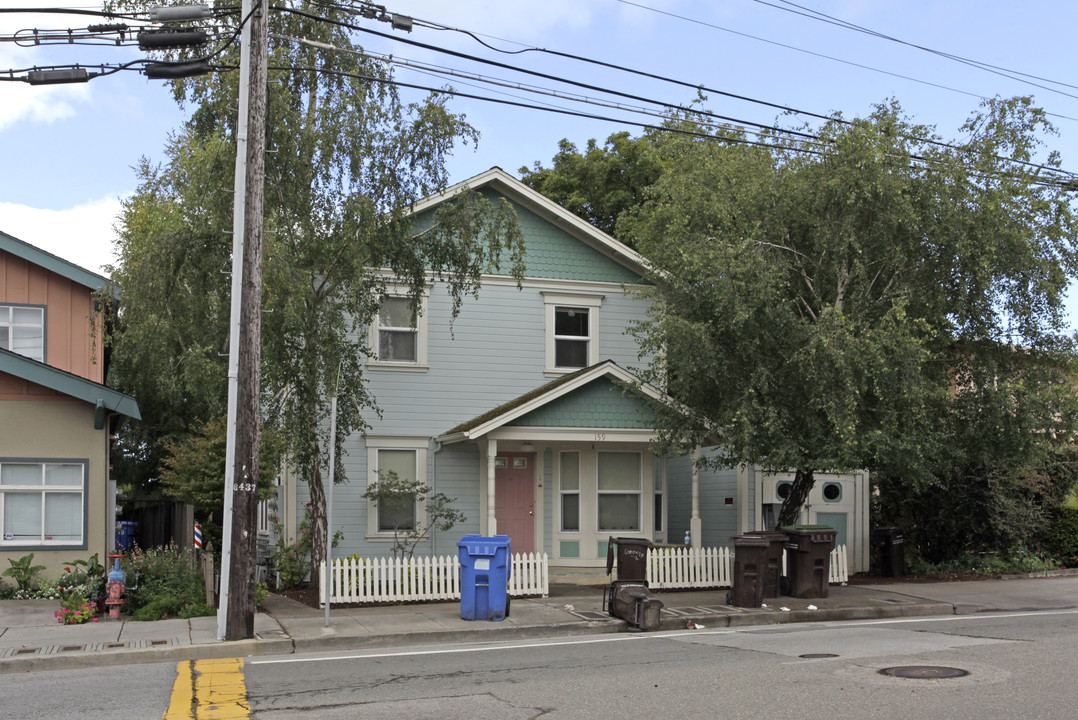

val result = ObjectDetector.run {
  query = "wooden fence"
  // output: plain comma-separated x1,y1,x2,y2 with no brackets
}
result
647,544,849,590
320,551,549,605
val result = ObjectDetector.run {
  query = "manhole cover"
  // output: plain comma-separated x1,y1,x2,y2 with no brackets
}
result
880,666,970,679
799,653,839,659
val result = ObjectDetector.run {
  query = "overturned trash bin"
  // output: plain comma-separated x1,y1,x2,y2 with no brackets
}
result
457,534,511,621
782,525,836,599
603,536,664,631
728,534,770,608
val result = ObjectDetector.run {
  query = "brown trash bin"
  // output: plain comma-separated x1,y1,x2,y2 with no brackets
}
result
605,536,652,583
744,530,787,598
781,525,836,598
729,535,771,608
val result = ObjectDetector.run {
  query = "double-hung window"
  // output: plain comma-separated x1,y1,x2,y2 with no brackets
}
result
368,289,428,370
0,305,45,362
365,438,428,539
597,451,641,532
542,292,602,374
559,452,580,532
0,460,85,547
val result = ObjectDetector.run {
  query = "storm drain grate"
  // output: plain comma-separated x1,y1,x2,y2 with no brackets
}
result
150,640,169,646
880,666,969,679
569,610,612,621
61,645,84,652
799,653,839,659
15,648,38,655
106,643,126,649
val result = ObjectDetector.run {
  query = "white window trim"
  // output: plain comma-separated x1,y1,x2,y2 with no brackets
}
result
367,286,429,371
596,450,643,533
558,451,581,534
365,437,429,541
542,292,603,376
0,304,46,363
0,460,86,548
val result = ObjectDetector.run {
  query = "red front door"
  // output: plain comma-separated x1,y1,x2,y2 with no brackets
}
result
495,452,535,554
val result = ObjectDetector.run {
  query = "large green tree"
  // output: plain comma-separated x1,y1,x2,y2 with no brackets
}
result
107,2,523,578
610,98,1078,532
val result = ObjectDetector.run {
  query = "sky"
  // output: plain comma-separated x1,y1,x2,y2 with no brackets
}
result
1,0,1077,324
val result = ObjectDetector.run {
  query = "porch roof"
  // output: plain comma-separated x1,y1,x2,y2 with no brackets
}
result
436,360,671,444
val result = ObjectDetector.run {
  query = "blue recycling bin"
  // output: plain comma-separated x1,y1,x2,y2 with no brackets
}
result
116,521,138,551
457,534,512,621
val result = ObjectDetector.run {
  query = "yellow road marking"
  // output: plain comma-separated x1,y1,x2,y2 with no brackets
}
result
164,658,250,719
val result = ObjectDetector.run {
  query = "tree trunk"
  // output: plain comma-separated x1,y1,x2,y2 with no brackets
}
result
308,457,327,590
777,468,815,528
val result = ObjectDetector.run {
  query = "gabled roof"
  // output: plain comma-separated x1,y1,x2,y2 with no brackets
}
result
409,167,653,280
0,348,140,426
437,360,669,443
0,229,117,299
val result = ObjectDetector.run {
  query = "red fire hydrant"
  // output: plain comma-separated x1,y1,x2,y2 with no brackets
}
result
105,555,126,620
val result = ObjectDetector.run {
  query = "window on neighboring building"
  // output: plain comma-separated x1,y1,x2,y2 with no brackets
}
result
597,451,641,532
0,305,45,362
368,290,428,370
559,452,580,532
0,461,84,546
654,471,664,533
542,292,602,374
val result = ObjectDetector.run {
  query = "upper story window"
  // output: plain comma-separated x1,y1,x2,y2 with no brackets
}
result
368,288,429,371
542,292,602,375
0,305,45,362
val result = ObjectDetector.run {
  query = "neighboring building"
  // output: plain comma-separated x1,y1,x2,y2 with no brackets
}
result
0,231,139,576
281,168,868,576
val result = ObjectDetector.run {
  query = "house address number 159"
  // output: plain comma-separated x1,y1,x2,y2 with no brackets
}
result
594,433,607,441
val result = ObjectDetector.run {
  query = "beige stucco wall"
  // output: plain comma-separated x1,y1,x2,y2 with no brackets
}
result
0,398,109,580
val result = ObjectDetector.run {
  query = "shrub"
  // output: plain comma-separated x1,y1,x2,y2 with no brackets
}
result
2,553,45,592
122,543,208,614
272,503,342,589
1041,507,1078,563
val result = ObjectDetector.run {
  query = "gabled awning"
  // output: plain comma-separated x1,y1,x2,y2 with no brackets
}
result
0,348,140,428
437,360,671,444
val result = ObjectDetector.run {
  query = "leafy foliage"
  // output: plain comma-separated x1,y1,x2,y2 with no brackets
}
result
105,1,525,582
2,554,46,592
271,503,343,589
121,543,209,618
361,471,467,559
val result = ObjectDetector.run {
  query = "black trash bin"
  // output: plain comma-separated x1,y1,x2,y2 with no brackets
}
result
729,535,770,608
872,526,905,577
744,530,787,598
782,525,836,598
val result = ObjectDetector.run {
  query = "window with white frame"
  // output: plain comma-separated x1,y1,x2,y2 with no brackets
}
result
368,290,428,370
542,292,602,374
559,452,580,532
365,439,428,538
597,451,641,532
0,461,85,546
0,305,45,362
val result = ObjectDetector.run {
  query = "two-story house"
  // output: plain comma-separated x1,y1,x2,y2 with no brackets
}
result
0,230,140,576
280,169,869,576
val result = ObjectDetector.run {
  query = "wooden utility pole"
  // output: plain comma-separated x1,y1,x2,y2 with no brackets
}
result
218,0,268,641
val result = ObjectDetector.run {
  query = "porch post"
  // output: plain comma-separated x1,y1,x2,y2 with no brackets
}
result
486,438,498,535
690,446,702,548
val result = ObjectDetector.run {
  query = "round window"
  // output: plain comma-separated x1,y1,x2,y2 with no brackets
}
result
776,481,793,500
822,482,842,502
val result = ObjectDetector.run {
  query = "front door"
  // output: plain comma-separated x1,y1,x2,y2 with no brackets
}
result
495,452,535,554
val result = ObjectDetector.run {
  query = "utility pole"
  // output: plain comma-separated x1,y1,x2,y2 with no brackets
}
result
218,0,268,642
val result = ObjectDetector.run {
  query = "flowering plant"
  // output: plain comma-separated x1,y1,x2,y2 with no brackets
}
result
55,593,98,624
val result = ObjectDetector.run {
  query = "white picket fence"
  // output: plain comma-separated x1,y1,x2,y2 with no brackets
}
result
647,544,849,590
320,551,549,605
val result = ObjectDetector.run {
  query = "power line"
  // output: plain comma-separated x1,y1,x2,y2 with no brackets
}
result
758,0,1078,95
611,0,1078,125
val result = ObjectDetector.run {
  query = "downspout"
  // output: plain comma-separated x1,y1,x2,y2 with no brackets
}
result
690,446,702,548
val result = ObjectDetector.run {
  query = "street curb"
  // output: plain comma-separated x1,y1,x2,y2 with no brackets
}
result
0,601,957,672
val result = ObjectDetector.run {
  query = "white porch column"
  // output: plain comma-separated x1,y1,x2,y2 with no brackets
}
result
690,446,702,547
486,438,498,535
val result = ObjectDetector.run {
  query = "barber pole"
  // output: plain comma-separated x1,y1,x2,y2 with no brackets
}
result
194,523,203,550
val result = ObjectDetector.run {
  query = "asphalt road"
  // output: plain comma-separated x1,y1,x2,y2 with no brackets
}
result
5,606,1078,719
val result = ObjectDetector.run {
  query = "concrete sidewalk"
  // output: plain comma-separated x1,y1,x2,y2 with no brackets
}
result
3,574,1075,674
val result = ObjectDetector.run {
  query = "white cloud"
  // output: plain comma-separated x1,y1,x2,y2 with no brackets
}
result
1,197,123,275
0,82,89,132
